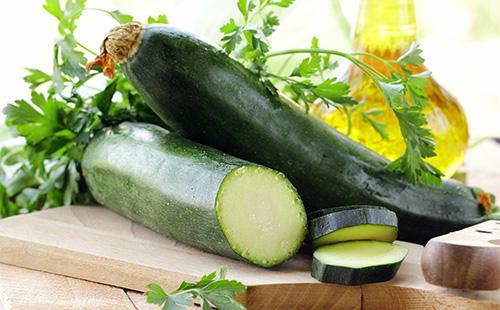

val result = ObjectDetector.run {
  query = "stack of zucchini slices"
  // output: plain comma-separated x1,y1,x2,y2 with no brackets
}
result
309,206,408,285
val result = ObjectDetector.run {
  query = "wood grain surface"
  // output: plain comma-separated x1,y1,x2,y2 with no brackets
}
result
0,263,135,310
422,220,500,290
0,205,498,309
0,263,202,310
126,291,159,310
362,284,500,310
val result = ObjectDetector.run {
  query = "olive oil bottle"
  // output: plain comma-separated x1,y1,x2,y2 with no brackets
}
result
312,0,468,178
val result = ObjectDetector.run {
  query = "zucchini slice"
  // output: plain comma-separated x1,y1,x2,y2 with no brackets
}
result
311,241,408,285
309,206,398,248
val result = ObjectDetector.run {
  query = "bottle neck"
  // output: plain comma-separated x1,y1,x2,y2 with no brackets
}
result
353,0,417,59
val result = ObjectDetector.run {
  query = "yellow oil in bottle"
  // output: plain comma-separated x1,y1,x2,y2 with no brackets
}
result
312,0,468,178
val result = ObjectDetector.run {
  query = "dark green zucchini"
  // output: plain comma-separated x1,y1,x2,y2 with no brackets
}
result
90,24,492,244
309,206,398,248
311,241,408,285
81,122,307,268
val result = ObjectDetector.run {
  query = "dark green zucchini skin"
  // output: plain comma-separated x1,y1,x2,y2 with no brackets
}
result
308,206,397,243
311,256,402,285
82,122,263,262
122,25,486,244
308,205,394,221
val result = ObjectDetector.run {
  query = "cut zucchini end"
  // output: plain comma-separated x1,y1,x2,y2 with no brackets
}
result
312,241,408,285
311,224,398,248
216,165,307,268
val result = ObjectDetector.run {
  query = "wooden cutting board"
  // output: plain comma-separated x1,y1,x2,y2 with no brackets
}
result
0,263,140,310
0,205,498,309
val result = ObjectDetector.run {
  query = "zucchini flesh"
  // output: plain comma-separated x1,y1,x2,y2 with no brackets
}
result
312,224,397,248
216,165,306,266
308,206,398,248
312,241,408,285
82,122,307,267
101,24,489,244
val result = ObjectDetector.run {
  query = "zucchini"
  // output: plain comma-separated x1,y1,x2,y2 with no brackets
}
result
90,24,492,244
311,241,408,285
308,206,398,248
81,122,307,267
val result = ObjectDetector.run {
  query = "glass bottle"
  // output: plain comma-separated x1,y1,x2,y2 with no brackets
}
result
312,0,469,178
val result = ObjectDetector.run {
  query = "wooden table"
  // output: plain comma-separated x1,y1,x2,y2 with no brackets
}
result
0,140,498,310
0,263,154,310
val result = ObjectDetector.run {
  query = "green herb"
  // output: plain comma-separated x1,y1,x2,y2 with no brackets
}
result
148,14,169,24
348,105,388,140
145,268,246,310
0,0,165,217
220,0,294,70
220,1,442,185
86,8,135,24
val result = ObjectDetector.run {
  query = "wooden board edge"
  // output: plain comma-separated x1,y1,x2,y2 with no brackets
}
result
125,290,157,310
0,234,195,293
0,263,136,310
362,283,500,309
241,283,361,310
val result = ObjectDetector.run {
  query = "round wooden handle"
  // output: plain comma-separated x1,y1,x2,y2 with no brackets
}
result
421,221,500,290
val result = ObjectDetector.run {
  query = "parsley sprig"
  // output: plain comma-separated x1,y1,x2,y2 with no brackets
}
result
221,0,295,71
220,1,442,185
0,0,166,217
145,268,246,310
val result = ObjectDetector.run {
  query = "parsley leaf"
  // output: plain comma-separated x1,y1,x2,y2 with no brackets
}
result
374,76,443,184
398,42,425,68
57,34,88,79
23,68,52,90
407,71,431,108
237,0,256,20
109,10,134,24
313,78,352,104
4,93,69,146
220,0,286,69
43,0,65,28
380,45,442,184
291,55,321,78
220,18,242,53
262,12,279,36
146,268,246,310
91,79,117,118
44,0,86,35
267,0,295,8
359,108,388,140
148,14,169,24
145,283,169,306
85,8,135,24
44,0,88,91
0,0,166,218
